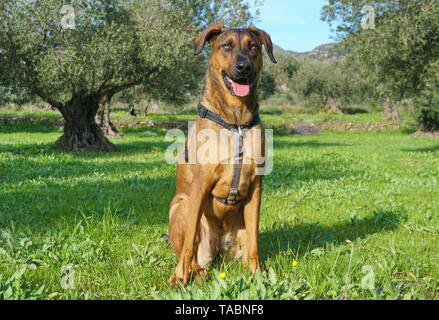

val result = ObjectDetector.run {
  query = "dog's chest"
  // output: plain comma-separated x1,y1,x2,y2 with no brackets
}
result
216,129,264,164
211,128,263,201
212,163,254,200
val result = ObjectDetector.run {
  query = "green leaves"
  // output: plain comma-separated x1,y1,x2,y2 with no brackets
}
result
0,0,257,108
413,61,439,131
152,268,308,300
0,260,47,300
323,0,439,99
0,0,260,118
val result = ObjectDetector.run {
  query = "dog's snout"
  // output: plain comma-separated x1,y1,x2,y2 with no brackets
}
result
235,60,252,76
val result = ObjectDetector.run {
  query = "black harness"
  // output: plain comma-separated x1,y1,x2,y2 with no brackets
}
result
185,103,261,206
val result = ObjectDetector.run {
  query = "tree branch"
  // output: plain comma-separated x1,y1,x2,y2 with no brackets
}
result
98,67,159,96
98,79,141,96
30,83,64,111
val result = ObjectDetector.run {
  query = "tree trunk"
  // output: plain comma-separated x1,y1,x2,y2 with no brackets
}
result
125,104,137,117
142,100,151,116
55,91,118,152
327,97,343,114
147,100,161,114
96,91,121,138
382,98,402,122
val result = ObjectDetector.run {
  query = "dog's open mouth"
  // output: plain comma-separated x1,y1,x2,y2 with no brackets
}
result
223,74,252,97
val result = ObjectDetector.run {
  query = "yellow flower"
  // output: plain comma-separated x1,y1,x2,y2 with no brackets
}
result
219,272,227,279
291,261,299,267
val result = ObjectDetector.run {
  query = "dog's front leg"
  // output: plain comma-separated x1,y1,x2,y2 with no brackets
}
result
169,182,209,287
243,176,263,274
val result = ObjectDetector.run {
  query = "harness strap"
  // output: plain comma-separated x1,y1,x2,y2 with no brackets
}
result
198,103,260,131
185,103,260,206
227,131,244,204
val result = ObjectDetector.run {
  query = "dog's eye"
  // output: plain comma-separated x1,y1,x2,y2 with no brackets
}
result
249,43,259,49
222,43,232,49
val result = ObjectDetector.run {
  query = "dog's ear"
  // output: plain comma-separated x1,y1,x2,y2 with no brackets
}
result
248,26,277,63
194,24,226,55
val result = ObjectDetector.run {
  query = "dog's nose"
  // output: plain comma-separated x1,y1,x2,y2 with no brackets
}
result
236,62,252,75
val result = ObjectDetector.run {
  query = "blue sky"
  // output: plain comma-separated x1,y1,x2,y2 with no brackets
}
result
255,0,334,52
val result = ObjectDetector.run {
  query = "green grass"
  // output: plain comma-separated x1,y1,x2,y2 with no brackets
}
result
0,110,438,300
2,104,415,132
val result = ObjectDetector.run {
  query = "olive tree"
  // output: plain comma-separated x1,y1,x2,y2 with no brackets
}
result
413,61,439,133
259,52,298,102
291,60,347,112
175,0,262,29
322,0,439,127
0,0,200,151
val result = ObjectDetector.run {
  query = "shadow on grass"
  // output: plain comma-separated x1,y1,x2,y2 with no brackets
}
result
341,107,369,115
1,149,172,182
66,139,171,159
116,140,170,153
0,158,175,229
0,142,56,154
260,108,283,116
400,127,419,135
274,139,350,149
402,145,439,153
0,134,177,229
0,132,171,160
0,121,59,133
260,209,406,260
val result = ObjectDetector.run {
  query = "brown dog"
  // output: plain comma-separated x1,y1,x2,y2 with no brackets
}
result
168,25,276,287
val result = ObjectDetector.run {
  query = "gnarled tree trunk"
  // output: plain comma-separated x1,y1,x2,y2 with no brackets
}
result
143,100,161,115
55,90,118,152
126,103,137,117
96,91,121,138
327,96,343,114
382,98,402,122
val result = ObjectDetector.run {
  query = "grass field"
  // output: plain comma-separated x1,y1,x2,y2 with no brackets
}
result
0,108,438,300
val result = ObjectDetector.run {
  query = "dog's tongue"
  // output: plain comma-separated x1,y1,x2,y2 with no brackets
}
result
231,80,250,97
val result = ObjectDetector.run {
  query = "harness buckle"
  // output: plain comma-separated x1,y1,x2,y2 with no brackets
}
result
229,188,238,197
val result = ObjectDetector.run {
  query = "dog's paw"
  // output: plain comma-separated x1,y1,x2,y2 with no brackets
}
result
194,268,209,284
168,269,190,288
168,274,179,288
168,272,187,288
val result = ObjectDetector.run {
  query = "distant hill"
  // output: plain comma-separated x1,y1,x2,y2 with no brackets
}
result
274,43,343,61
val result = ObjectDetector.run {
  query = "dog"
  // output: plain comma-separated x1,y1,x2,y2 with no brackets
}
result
168,25,277,287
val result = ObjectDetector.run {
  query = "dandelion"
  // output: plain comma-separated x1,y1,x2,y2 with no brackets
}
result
219,272,227,280
291,261,299,268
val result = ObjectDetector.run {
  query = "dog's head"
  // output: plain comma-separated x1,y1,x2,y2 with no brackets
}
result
195,25,277,98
